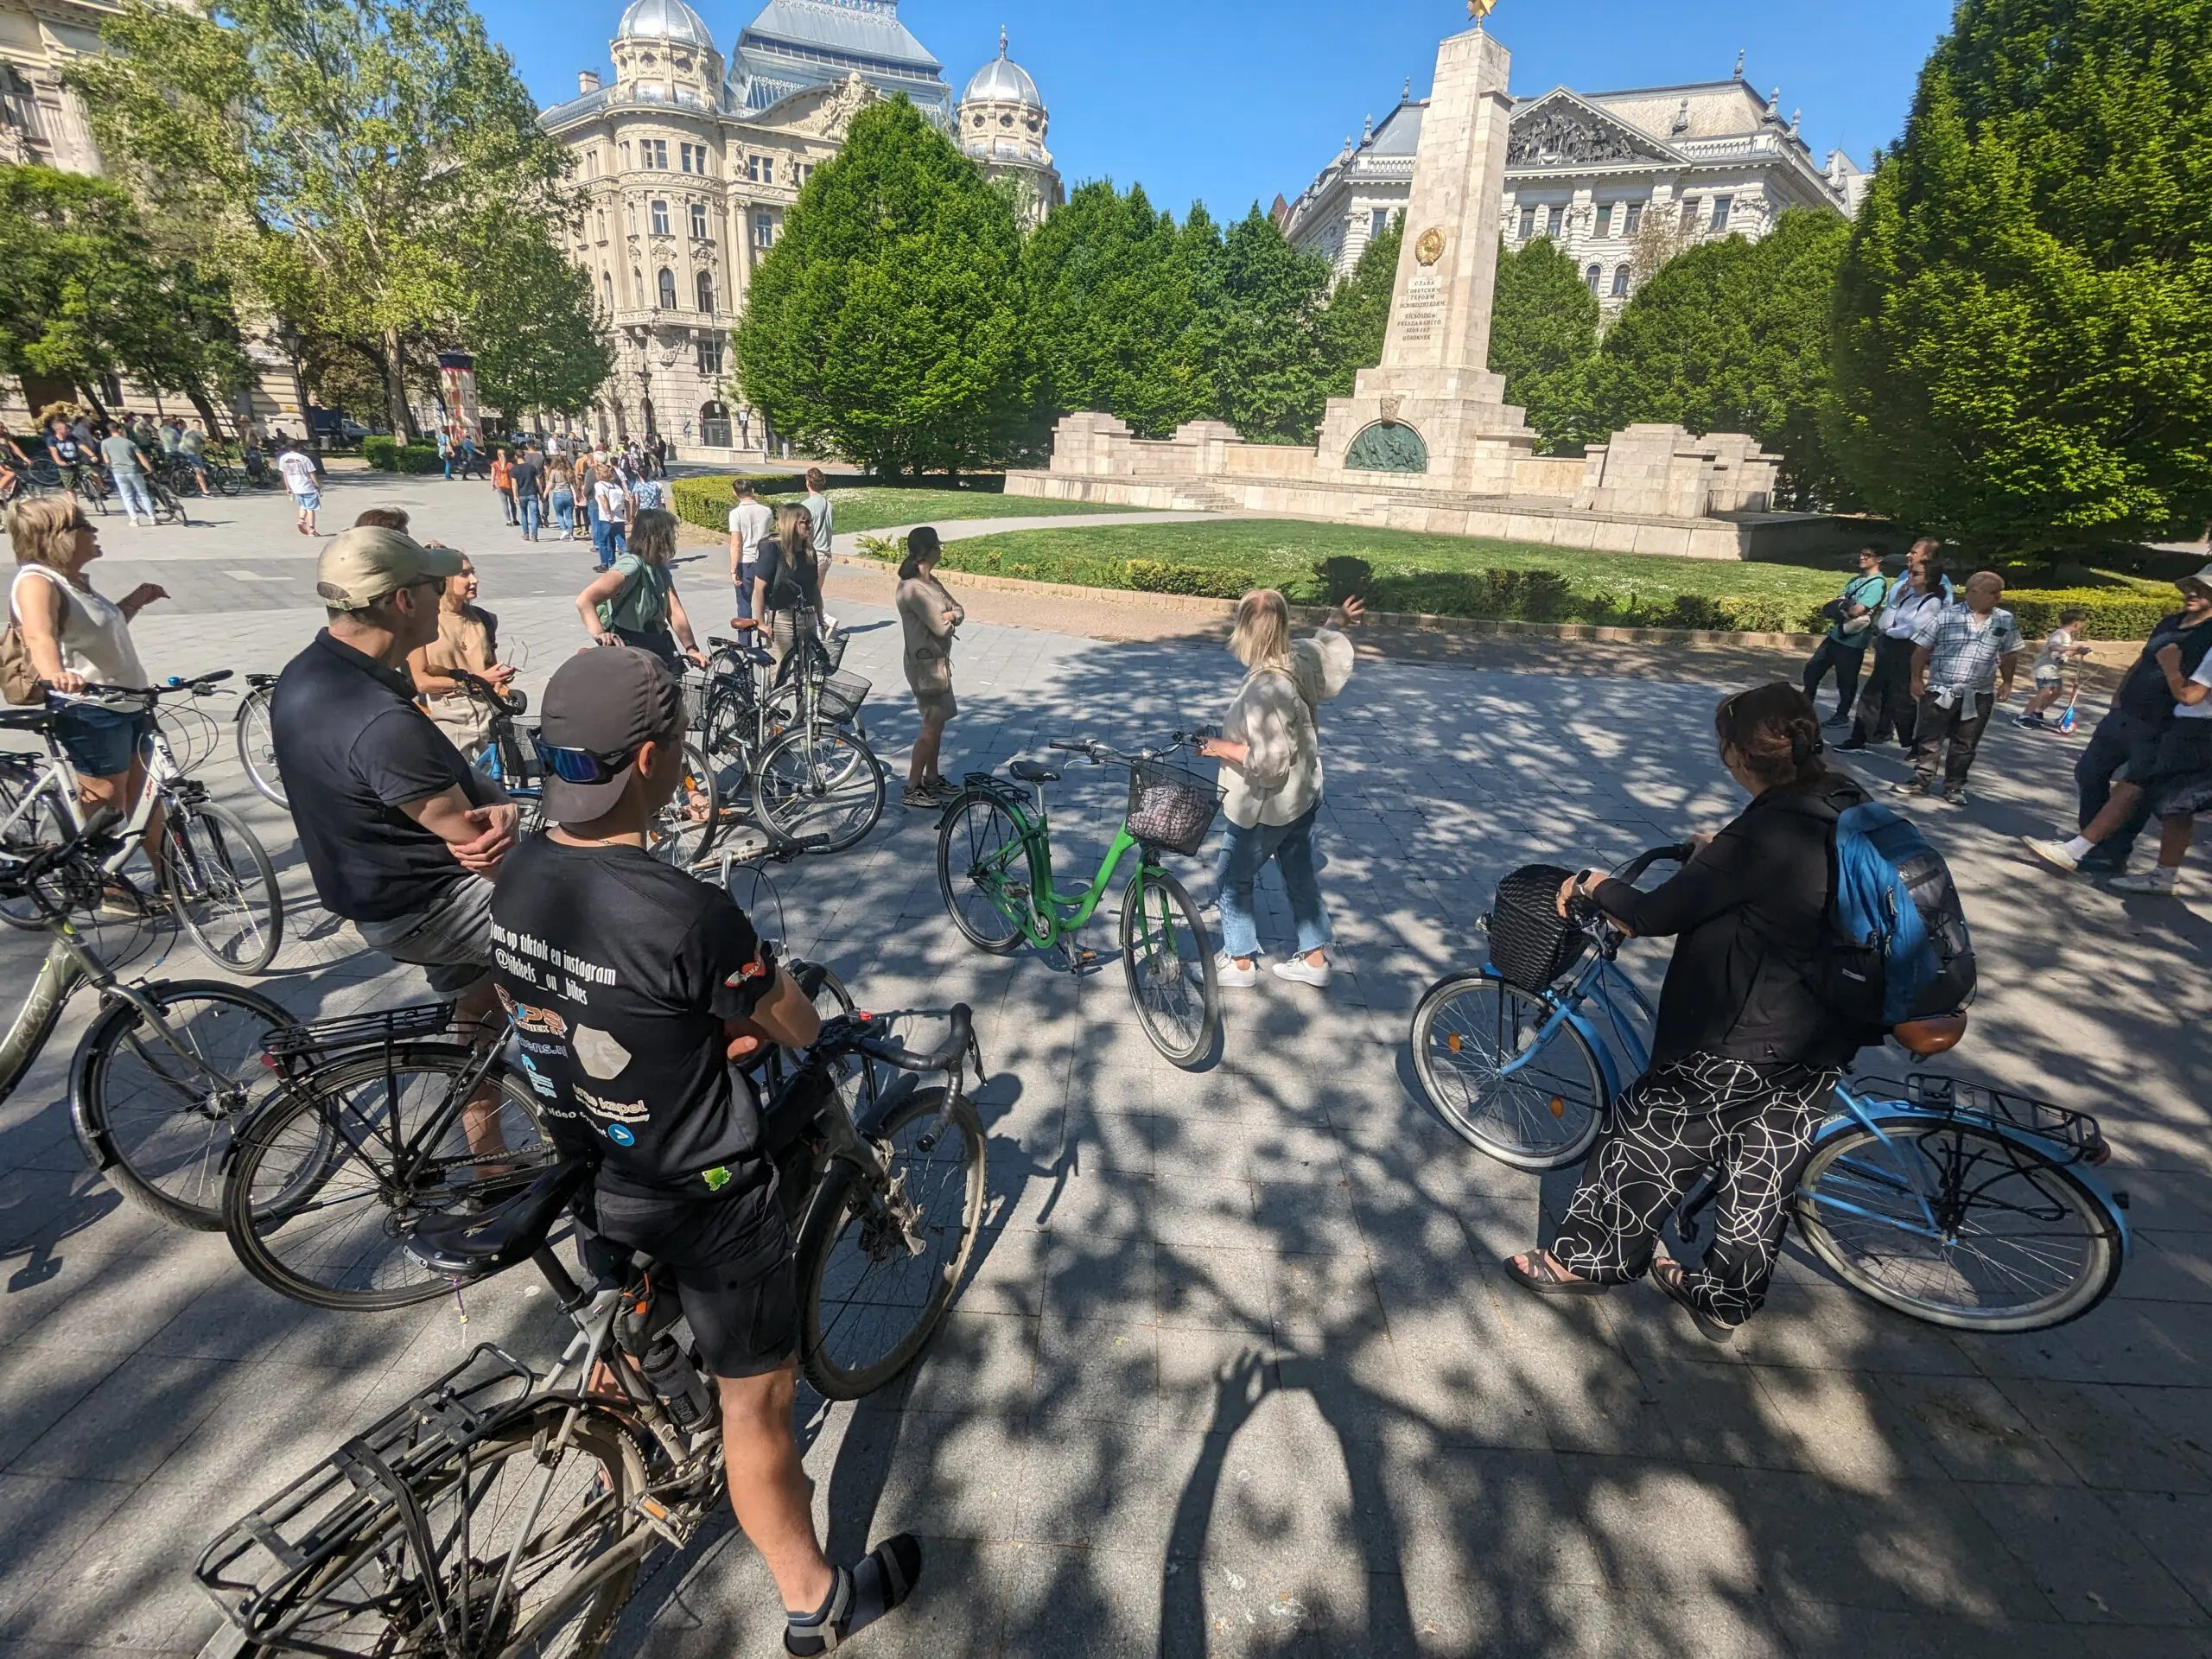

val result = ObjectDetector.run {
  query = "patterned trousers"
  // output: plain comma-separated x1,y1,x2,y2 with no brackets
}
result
1551,1053,1837,1326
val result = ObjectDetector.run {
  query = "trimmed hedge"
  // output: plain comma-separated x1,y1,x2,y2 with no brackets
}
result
669,473,810,533
2001,588,2175,640
363,437,443,474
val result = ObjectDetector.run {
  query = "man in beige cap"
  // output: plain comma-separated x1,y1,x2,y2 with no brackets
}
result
270,528,521,1098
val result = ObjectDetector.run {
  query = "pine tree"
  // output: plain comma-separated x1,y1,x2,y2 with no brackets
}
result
1488,236,1600,454
1826,0,2212,548
735,98,1027,476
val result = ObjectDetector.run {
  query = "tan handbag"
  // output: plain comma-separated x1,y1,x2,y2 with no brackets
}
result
1,574,41,704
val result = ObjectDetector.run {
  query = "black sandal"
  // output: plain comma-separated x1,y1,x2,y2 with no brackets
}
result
1650,1256,1737,1344
1503,1250,1608,1298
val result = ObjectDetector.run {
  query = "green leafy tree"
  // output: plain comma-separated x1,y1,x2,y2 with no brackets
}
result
735,98,1027,476
1021,180,1211,437
1186,206,1334,444
74,0,577,438
461,216,613,422
0,164,252,425
1489,236,1601,454
1316,212,1402,397
1826,0,2212,549
1587,212,1848,505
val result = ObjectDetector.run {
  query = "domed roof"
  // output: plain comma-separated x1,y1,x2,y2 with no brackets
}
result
617,0,711,48
962,29,1040,107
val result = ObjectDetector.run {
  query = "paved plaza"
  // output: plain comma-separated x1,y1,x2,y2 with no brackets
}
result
0,472,2206,1657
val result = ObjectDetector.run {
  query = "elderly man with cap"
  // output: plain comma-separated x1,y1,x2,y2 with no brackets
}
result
270,526,520,1083
490,647,924,1656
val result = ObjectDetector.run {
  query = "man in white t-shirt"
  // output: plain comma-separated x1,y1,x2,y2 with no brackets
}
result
591,471,632,570
277,442,321,537
728,480,772,625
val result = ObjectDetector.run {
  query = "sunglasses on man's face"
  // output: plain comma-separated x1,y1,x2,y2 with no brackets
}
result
531,732,640,785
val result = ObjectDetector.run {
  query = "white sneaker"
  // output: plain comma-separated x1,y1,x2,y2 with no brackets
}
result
2021,837,2081,874
2107,868,2180,895
1270,955,1332,988
1215,951,1258,988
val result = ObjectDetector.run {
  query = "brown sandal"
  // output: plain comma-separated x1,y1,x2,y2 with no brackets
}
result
1650,1256,1737,1344
1503,1249,1608,1297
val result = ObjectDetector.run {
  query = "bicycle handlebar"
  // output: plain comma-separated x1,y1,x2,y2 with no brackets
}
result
448,666,528,717
69,671,234,707
820,1003,979,1077
1563,843,1695,932
1046,728,1213,766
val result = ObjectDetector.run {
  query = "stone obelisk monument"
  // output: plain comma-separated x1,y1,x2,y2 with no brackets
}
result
1313,13,1537,492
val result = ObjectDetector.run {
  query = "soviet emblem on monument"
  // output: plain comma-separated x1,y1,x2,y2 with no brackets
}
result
1414,228,1446,266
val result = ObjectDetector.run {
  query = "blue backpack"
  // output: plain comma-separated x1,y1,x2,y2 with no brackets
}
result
1808,791,1977,1042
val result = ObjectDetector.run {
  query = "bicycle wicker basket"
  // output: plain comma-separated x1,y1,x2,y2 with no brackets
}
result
1486,864,1592,994
817,670,870,724
1124,759,1222,857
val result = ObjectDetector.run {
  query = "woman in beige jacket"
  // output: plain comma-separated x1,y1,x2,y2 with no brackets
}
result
1198,588,1362,988
895,526,963,807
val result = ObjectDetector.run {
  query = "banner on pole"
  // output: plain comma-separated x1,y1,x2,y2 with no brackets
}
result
436,353,482,447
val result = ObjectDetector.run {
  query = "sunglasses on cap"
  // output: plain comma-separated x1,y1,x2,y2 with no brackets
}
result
531,732,639,785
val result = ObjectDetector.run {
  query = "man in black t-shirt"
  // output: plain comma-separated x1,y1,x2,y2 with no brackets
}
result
491,648,921,1657
509,446,545,543
2071,576,2212,873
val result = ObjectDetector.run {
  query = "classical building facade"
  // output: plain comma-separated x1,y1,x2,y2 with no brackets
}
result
538,0,1058,461
1281,58,1867,312
955,29,1061,229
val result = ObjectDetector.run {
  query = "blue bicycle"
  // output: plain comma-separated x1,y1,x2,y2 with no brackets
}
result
1409,845,2130,1332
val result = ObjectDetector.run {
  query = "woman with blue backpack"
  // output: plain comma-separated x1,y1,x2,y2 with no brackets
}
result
1502,682,1971,1341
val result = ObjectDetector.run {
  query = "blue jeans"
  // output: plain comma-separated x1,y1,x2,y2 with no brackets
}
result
733,566,754,623
1213,803,1332,961
519,493,541,537
550,489,574,531
111,469,154,521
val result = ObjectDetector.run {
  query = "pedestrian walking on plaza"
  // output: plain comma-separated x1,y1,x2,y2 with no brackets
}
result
590,464,632,570
803,467,836,632
1198,588,1363,989
1838,540,1948,752
410,553,515,765
547,452,577,537
1897,570,2022,805
98,424,156,525
748,505,823,671
276,441,321,536
895,527,963,808
575,506,705,673
490,448,518,527
7,495,169,864
1504,683,1871,1341
510,444,545,542
1802,548,1890,726
436,425,453,480
728,478,772,624
2025,566,2212,883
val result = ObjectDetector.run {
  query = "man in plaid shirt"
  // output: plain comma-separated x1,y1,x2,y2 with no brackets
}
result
1904,570,2023,804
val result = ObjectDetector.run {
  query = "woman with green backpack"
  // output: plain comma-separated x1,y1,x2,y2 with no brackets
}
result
573,507,705,672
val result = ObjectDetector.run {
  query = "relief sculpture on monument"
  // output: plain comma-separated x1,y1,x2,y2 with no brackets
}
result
1345,422,1429,474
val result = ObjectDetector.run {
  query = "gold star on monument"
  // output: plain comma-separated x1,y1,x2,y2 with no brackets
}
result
1469,0,1499,23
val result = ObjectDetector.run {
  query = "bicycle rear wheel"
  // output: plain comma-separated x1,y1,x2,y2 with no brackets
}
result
0,767,74,931
753,727,883,854
1118,867,1217,1068
645,738,720,871
1795,1117,2126,1332
162,798,284,974
1409,972,1607,1171
795,1085,986,1399
235,690,287,810
935,791,1027,952
223,1046,555,1310
73,982,293,1230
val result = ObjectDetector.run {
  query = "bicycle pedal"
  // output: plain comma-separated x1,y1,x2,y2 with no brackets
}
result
631,1494,698,1549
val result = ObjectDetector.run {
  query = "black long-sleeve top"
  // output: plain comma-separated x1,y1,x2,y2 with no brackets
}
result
1592,777,1865,1071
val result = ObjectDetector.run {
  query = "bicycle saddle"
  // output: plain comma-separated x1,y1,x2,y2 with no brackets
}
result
404,1160,594,1279
0,708,54,731
1009,760,1060,785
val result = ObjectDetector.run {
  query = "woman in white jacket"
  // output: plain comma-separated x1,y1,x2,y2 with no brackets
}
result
1198,589,1363,988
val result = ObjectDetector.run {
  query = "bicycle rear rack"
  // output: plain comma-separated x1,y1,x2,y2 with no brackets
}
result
260,1001,457,1068
1861,1071,2108,1166
194,1345,536,1652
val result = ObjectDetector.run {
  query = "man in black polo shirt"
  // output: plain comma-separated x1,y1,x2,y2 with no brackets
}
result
491,649,921,1656
270,526,519,1053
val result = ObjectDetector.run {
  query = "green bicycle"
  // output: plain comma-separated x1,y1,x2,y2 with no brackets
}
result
937,731,1223,1067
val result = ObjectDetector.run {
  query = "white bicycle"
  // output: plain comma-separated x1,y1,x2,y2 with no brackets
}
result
0,671,285,974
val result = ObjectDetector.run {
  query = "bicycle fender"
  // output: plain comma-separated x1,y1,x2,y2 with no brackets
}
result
851,1070,925,1140
1815,1106,2133,1258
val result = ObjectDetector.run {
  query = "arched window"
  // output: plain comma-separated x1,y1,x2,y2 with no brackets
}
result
1611,264,1631,299
690,201,708,239
594,208,606,242
1585,264,1603,293
649,200,669,236
700,401,731,447
601,270,614,309
656,267,677,309
695,269,715,313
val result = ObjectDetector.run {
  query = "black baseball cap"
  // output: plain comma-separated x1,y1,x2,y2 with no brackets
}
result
535,647,685,823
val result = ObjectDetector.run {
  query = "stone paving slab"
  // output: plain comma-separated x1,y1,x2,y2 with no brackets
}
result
0,470,2203,1656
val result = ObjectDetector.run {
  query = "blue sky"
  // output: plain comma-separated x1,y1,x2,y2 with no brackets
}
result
495,0,1957,220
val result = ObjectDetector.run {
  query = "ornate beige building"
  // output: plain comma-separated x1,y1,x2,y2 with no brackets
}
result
0,0,104,174
1281,56,1867,312
539,0,1058,461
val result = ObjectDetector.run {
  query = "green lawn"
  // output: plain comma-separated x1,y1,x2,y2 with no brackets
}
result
898,519,2174,637
668,475,1150,537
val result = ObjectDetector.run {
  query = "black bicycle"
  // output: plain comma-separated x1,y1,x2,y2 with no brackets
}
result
195,1007,988,1657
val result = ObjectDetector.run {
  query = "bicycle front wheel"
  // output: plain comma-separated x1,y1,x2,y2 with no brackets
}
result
1795,1117,2126,1332
250,1397,645,1659
224,1046,555,1310
935,791,1027,953
1119,867,1218,1069
796,1085,987,1399
73,982,294,1230
753,727,883,854
235,690,287,810
645,738,721,871
162,798,284,974
1409,972,1607,1171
